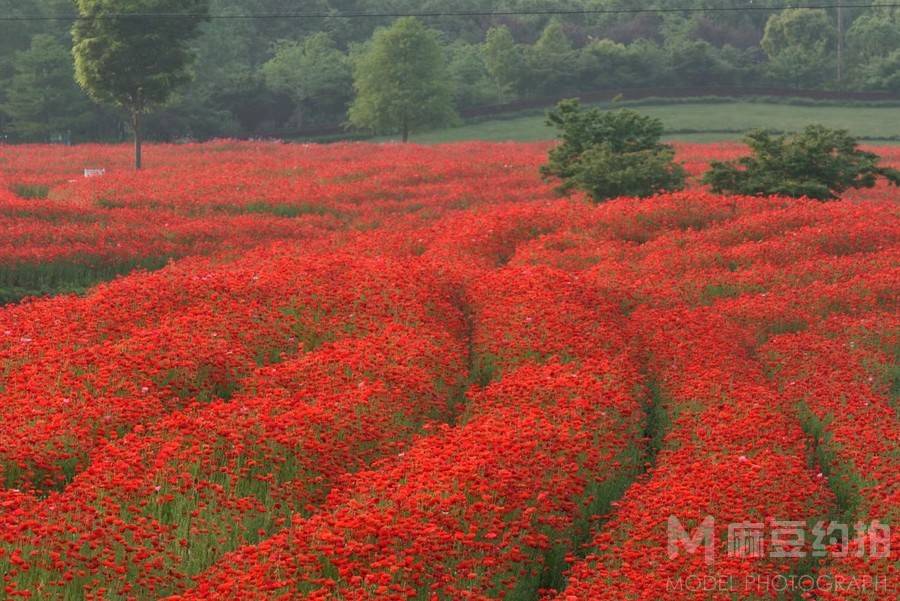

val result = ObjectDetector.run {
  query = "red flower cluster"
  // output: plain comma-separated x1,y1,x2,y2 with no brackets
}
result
175,261,645,600
761,311,898,600
554,306,836,600
0,140,897,600
0,252,469,598
0,142,556,288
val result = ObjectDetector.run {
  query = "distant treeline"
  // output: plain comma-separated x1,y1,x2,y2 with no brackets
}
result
1,1,899,143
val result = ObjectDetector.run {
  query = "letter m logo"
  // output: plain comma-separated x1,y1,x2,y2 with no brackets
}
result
668,515,716,565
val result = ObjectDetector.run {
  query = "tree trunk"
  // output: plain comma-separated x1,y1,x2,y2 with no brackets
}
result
132,110,143,170
401,117,409,143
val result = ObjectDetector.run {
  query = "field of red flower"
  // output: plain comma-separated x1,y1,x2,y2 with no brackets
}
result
0,140,897,600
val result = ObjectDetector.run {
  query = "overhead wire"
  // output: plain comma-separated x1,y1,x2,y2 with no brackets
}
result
1,3,898,22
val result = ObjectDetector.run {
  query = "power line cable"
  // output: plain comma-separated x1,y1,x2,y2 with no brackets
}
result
1,3,898,22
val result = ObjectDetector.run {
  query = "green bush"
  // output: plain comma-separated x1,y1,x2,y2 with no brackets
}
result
703,126,900,201
12,184,50,200
541,99,685,202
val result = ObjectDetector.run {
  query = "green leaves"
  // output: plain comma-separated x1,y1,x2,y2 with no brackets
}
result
703,126,900,201
72,0,211,112
262,33,352,127
347,17,457,142
3,34,94,141
571,145,686,203
760,9,836,88
526,18,576,95
483,26,525,103
71,0,211,167
541,99,686,203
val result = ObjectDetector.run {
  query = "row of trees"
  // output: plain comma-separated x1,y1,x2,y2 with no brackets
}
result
1,1,898,144
543,100,900,202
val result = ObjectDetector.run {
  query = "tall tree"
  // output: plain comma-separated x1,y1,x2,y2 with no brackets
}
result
846,11,900,88
526,19,576,95
761,9,836,88
0,0,47,137
4,34,95,141
483,26,526,103
664,36,736,87
263,33,353,128
860,50,900,92
348,17,456,142
446,41,495,108
72,0,210,168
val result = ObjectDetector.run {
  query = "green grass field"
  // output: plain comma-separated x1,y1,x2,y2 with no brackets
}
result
400,101,900,144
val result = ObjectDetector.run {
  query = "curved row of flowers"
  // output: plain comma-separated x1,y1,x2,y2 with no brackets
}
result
0,250,471,598
761,311,898,600
0,141,896,600
0,249,465,494
168,257,646,600
551,195,897,600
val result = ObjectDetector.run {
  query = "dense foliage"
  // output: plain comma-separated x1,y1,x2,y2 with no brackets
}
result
542,99,685,201
704,125,900,200
1,1,899,142
348,18,457,141
262,32,352,129
0,141,896,599
72,0,211,168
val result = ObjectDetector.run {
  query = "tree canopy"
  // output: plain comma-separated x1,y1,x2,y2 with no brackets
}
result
761,9,836,87
703,126,900,200
0,1,898,142
263,33,353,128
72,0,210,167
542,99,686,202
348,17,457,142
4,34,95,141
